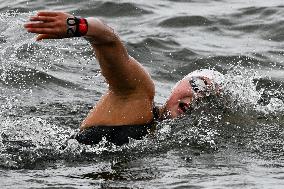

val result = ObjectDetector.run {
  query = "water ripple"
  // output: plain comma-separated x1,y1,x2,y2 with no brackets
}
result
74,1,152,17
159,15,213,28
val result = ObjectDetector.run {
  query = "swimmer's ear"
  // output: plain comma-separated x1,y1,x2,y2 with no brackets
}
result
36,34,61,41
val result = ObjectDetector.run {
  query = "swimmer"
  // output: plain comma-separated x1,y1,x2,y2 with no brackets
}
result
24,11,222,146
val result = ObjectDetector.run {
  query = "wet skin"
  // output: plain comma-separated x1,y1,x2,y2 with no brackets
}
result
164,76,214,118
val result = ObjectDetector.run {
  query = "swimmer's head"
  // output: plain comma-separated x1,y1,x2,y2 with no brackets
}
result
162,69,223,119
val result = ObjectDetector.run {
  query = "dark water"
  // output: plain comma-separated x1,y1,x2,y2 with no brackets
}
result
0,0,284,188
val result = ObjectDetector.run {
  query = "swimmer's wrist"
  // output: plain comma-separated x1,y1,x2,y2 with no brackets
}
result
66,16,88,37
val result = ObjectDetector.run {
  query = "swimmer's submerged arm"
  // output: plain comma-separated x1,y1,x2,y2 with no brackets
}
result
24,11,154,97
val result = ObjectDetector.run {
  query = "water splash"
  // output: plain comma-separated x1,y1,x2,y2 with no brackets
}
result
0,117,73,169
0,10,283,171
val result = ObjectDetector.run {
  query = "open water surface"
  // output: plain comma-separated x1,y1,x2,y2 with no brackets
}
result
0,0,284,188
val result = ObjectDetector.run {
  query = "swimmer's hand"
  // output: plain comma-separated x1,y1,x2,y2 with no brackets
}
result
24,11,73,41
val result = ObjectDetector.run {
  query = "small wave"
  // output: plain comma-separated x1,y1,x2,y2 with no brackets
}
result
228,20,284,42
165,48,198,61
0,117,72,169
126,41,152,63
262,21,284,42
128,37,180,51
0,101,94,169
0,67,81,89
0,0,45,13
167,0,222,2
140,38,180,50
167,0,195,2
16,102,92,129
192,55,283,70
152,55,277,83
230,23,264,33
74,2,152,17
0,7,32,13
222,6,284,41
159,16,213,28
234,6,278,18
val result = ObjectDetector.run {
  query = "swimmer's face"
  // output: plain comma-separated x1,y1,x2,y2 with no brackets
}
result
164,76,213,118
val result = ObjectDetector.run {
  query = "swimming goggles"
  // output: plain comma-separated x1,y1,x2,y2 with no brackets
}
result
189,76,209,93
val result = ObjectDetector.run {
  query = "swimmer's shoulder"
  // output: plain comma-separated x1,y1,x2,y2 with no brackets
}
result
80,90,154,130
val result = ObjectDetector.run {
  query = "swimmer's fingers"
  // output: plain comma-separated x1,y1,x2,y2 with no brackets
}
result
29,16,56,22
25,11,73,40
26,27,60,34
24,22,56,29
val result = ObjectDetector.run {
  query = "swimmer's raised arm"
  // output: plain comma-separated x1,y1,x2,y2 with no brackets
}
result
24,11,154,96
25,11,155,127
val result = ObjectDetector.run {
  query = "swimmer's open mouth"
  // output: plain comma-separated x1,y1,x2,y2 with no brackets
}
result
178,102,190,113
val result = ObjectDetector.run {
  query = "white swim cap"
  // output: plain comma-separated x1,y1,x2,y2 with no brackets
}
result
184,69,224,86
